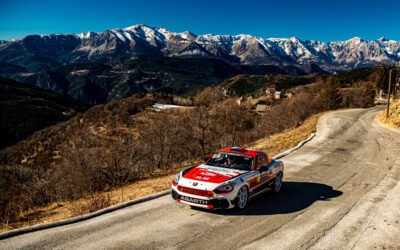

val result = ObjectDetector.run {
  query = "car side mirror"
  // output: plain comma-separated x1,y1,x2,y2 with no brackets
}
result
260,166,268,172
203,157,209,163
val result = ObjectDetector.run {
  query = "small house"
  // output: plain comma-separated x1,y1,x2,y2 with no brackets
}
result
274,91,281,100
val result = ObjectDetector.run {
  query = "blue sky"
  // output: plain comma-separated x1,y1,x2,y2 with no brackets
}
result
1,0,399,41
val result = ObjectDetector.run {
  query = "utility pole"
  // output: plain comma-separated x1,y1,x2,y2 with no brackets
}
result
386,69,392,118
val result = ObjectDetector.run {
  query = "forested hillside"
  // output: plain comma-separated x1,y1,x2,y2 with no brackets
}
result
0,76,87,149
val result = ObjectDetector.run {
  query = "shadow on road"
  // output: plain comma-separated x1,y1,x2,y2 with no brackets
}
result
192,181,342,216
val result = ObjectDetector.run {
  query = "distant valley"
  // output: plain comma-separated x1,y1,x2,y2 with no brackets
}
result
9,55,315,105
0,76,87,149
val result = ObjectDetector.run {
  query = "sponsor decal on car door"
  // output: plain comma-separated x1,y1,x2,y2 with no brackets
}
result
250,154,272,191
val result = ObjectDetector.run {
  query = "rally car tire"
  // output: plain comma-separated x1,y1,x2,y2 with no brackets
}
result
235,186,249,210
272,172,283,193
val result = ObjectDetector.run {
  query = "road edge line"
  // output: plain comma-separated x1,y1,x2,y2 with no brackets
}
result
273,133,316,159
0,190,171,240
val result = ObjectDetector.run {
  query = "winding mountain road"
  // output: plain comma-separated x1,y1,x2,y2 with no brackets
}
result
1,106,400,249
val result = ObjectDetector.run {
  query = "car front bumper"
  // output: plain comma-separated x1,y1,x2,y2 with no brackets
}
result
171,186,235,209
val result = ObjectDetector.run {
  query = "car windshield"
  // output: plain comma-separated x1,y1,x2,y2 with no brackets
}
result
206,152,253,171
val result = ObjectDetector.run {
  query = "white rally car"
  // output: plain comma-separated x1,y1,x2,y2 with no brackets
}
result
171,147,284,210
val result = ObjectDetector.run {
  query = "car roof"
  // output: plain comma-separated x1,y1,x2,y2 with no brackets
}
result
217,147,265,157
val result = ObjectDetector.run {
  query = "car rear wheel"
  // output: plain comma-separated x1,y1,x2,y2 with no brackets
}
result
273,172,283,193
235,186,248,210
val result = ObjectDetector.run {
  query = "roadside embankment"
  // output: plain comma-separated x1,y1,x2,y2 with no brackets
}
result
377,99,400,130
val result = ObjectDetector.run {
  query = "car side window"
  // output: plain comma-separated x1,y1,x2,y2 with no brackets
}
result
256,155,268,169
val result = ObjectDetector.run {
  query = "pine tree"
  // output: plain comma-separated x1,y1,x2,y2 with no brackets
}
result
321,77,342,110
376,65,388,91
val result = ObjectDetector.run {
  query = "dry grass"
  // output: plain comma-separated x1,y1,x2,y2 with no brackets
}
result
0,161,197,233
377,99,400,130
248,113,324,156
1,112,325,233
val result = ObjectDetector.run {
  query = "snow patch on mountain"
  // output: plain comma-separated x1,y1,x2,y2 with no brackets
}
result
1,24,400,73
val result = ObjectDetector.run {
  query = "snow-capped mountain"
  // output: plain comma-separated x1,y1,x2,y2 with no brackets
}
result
0,24,399,73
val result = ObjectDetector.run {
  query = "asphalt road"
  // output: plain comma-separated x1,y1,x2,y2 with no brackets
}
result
1,106,400,249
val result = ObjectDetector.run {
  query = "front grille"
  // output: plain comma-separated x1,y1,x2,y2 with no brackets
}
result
177,185,212,197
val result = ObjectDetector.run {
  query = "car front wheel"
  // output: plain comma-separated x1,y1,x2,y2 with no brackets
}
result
235,186,248,210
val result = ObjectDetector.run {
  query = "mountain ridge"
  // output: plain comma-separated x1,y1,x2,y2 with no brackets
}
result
1,24,399,73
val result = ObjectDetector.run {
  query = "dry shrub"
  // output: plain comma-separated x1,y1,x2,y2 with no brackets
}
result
0,164,61,229
312,78,342,111
173,96,193,106
389,99,400,128
69,193,111,217
56,127,145,200
348,82,376,108
194,87,224,106
139,101,254,166
257,80,375,139
379,98,400,129
341,82,376,109
257,84,318,137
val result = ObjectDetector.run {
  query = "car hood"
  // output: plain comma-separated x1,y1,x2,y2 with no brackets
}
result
182,164,247,184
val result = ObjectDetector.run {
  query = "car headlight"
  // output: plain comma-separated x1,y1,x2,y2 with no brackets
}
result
214,182,235,194
173,173,180,185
